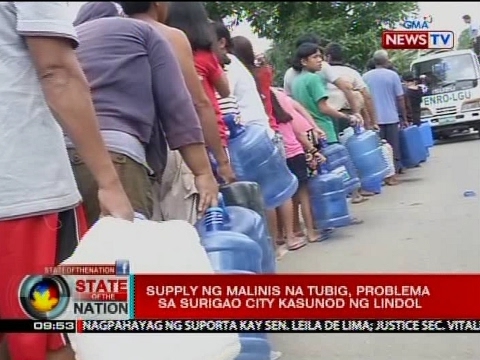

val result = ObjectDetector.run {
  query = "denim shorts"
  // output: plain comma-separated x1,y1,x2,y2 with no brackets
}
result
273,132,286,159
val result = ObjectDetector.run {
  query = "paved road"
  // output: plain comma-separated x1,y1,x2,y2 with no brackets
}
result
272,134,480,360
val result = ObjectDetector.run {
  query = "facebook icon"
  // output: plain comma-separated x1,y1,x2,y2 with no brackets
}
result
115,260,130,276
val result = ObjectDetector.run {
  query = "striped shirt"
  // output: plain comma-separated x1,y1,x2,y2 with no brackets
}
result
216,93,242,124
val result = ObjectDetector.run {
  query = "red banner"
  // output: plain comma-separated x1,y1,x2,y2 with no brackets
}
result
133,274,480,319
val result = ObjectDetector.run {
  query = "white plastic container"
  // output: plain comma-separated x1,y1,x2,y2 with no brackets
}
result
380,140,395,178
61,217,240,360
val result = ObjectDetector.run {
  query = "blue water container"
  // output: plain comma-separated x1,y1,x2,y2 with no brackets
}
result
345,126,388,193
419,121,434,148
224,115,298,209
400,125,428,168
320,139,360,194
196,197,276,274
308,165,350,229
198,207,262,273
236,332,271,360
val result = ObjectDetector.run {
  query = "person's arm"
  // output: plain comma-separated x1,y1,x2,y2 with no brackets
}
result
167,30,230,169
147,27,217,212
307,76,352,123
393,76,408,125
291,98,317,128
323,65,361,114
19,2,133,220
207,52,230,98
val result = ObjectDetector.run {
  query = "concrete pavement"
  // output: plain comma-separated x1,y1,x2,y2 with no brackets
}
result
272,134,480,360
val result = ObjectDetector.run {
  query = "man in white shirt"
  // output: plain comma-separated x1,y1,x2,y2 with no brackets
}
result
324,43,379,200
463,15,480,55
324,43,378,131
283,34,362,119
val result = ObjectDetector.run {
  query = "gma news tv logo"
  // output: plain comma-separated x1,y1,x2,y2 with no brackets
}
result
402,15,433,29
382,31,454,50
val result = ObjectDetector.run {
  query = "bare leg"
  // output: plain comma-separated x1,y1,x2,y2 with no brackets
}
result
292,197,303,236
266,209,288,259
296,185,320,242
278,199,294,242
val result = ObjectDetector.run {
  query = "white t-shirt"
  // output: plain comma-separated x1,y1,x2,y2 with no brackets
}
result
225,54,274,138
326,65,367,110
469,22,480,39
0,2,81,220
283,61,340,96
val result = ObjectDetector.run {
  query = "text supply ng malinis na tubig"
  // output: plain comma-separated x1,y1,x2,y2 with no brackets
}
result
382,31,454,50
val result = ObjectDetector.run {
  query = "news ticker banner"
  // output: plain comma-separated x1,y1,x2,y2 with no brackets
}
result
1,319,480,333
15,265,480,326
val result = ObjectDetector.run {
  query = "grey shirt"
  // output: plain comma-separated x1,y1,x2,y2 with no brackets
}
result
0,2,81,220
74,17,204,175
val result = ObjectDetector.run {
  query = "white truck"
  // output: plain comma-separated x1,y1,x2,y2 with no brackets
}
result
411,49,480,139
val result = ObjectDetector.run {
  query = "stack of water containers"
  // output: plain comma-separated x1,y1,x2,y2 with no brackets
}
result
418,120,434,158
320,139,360,195
308,164,351,229
224,114,298,209
345,126,389,193
196,196,274,360
400,125,428,168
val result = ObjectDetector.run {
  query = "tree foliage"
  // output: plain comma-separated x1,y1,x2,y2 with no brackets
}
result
457,29,471,50
205,1,419,84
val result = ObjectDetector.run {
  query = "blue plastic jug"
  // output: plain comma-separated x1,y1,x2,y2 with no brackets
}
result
196,197,276,274
236,332,271,360
198,207,262,273
419,121,434,160
345,126,388,193
224,115,298,209
419,121,434,148
308,165,350,229
400,125,428,168
320,139,360,194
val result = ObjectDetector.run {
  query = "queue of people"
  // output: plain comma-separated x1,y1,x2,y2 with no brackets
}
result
0,2,426,360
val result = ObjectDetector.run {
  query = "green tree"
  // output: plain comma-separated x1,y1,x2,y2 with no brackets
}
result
457,29,471,50
205,2,418,84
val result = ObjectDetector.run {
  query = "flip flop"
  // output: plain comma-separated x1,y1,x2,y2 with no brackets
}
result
350,217,364,225
359,190,376,197
287,239,307,251
308,230,333,243
351,196,369,204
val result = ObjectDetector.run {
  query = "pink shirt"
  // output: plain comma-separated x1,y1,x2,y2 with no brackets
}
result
277,121,304,159
271,88,313,136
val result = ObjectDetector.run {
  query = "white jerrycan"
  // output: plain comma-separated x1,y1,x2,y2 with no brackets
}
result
61,217,240,360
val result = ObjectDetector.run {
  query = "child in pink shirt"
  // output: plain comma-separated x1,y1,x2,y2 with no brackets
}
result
271,89,326,244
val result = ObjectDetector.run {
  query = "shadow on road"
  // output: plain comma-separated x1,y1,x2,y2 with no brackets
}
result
435,131,480,146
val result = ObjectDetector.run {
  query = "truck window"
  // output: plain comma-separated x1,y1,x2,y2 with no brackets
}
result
412,54,477,94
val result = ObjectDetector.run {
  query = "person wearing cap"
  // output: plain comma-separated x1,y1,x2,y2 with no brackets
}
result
363,50,408,183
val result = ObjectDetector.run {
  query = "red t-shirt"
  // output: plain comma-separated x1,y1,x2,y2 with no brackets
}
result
193,50,228,146
256,65,278,131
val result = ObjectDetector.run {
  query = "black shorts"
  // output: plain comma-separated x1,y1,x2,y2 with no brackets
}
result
287,153,309,184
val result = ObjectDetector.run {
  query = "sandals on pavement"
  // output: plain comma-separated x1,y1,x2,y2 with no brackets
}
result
351,196,369,204
287,238,307,251
350,217,364,225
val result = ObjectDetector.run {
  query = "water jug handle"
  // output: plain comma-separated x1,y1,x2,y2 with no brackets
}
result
353,125,362,135
223,114,245,139
217,193,231,222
